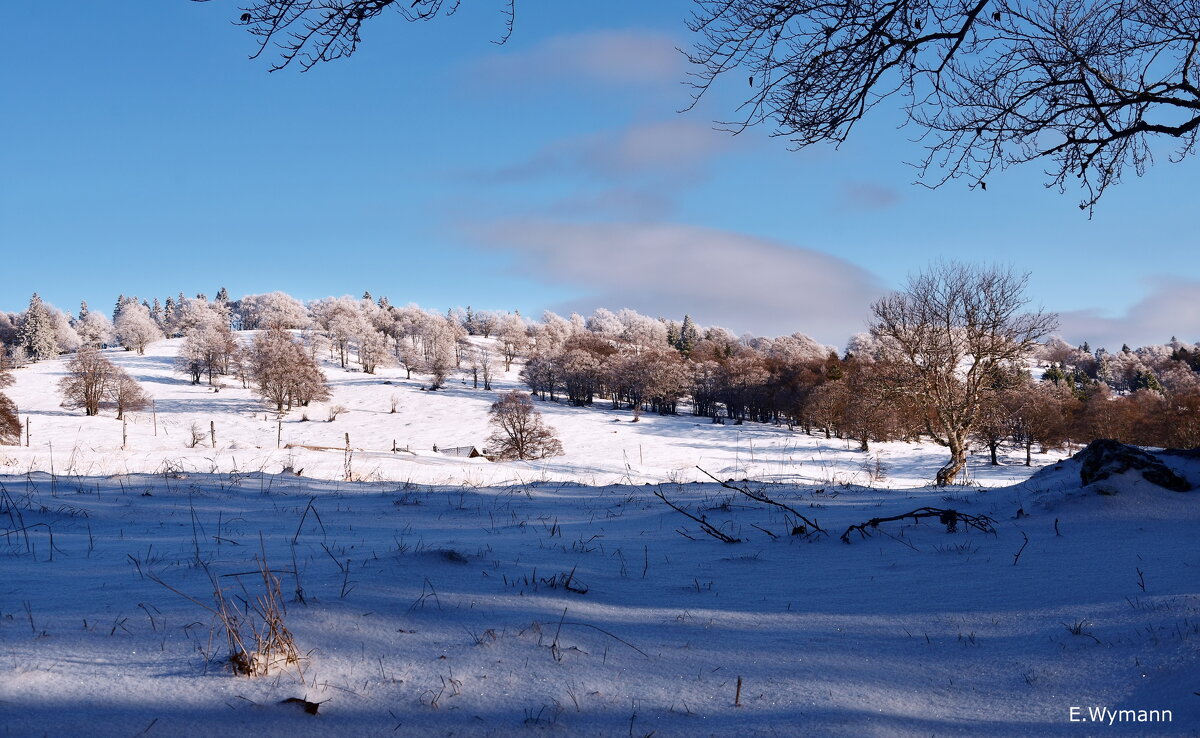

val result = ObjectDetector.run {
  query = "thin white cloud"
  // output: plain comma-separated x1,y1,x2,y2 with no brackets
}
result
1057,277,1200,349
470,220,885,345
468,30,684,87
490,119,736,184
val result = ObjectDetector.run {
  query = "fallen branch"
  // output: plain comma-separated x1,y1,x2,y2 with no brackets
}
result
840,507,994,544
697,467,824,536
653,488,741,543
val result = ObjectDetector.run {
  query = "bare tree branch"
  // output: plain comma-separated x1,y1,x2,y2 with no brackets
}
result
687,0,1200,211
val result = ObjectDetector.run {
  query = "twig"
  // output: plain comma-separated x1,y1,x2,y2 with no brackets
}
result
1012,532,1029,566
840,507,994,544
653,489,741,543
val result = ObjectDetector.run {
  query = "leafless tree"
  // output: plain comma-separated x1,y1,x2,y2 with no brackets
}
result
59,346,117,416
0,361,19,444
107,368,152,420
250,327,331,412
870,262,1056,485
487,391,564,461
688,0,1200,210
177,320,238,386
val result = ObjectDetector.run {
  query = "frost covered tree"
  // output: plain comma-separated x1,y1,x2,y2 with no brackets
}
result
496,313,528,372
249,327,331,412
59,346,116,416
869,262,1056,485
358,329,389,375
425,336,455,390
487,391,564,461
468,344,496,390
311,296,367,368
115,302,164,355
75,311,116,348
18,294,59,362
50,308,81,355
177,311,238,386
239,292,311,330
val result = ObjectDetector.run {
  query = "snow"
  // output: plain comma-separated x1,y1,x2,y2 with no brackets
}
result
1,337,1063,488
1,338,1197,736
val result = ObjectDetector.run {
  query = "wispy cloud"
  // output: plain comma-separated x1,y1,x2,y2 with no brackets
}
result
839,182,900,210
1057,277,1200,349
489,119,736,184
470,220,885,345
467,30,684,88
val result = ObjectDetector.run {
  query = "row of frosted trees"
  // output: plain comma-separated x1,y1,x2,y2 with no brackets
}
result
3,290,1199,457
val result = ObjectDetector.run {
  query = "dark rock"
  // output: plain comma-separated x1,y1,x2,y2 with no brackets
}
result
1074,439,1191,492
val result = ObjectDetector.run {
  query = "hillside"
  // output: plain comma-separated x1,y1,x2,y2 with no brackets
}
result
2,335,1059,487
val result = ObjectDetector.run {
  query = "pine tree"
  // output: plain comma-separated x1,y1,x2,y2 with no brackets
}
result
216,287,230,304
1133,369,1164,393
163,297,176,333
679,315,700,355
19,294,58,362
78,301,90,321
665,320,681,350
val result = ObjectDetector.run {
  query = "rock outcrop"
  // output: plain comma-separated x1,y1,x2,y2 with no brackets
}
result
1075,439,1191,492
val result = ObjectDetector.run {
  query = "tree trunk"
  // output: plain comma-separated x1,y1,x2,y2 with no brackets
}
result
989,441,999,466
936,436,968,486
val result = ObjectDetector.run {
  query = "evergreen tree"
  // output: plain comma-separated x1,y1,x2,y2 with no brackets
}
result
1133,369,1164,393
679,315,700,355
18,294,58,362
665,321,681,350
216,287,230,304
78,301,90,321
163,297,176,332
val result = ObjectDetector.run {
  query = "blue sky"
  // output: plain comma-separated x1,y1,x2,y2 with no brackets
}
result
2,0,1198,348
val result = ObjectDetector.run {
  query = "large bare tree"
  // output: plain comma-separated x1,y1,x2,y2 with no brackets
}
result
870,262,1056,485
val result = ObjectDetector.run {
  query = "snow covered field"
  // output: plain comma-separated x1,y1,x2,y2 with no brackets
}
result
1,340,1197,736
1,337,1062,488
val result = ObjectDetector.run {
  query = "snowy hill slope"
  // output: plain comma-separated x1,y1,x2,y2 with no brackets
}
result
1,339,1197,736
0,468,1195,736
2,336,1065,487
